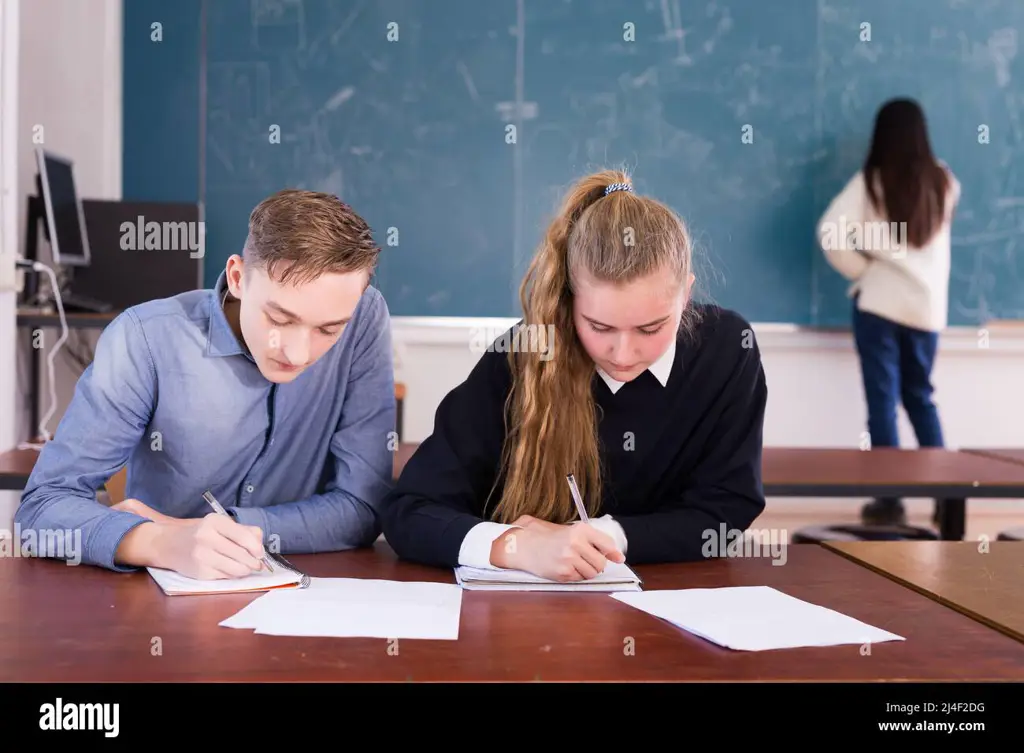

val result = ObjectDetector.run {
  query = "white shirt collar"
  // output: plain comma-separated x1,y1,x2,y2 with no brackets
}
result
596,336,677,394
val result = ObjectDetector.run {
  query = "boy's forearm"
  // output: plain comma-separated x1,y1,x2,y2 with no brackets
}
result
15,492,153,571
227,489,382,553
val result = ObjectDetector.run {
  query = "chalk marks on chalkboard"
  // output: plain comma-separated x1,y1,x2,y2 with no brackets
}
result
455,61,482,103
195,0,1024,323
251,0,306,52
323,86,356,111
208,62,273,122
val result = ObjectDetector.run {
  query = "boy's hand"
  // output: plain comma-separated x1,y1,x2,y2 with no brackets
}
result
149,513,268,580
114,508,268,580
111,498,188,526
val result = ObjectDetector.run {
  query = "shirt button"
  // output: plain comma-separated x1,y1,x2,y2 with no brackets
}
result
246,485,254,493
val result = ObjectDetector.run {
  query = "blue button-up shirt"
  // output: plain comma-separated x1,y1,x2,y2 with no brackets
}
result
16,270,397,571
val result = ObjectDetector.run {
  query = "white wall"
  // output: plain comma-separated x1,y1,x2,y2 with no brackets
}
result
1,0,122,527
0,0,21,528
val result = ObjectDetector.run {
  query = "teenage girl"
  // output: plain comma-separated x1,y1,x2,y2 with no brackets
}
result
818,98,960,525
381,170,768,580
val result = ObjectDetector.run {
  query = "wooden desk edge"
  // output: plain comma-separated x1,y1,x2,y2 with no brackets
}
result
959,448,1024,467
823,541,1024,646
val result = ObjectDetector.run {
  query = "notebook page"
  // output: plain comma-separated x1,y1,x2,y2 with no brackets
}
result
456,560,640,584
612,586,905,651
456,575,640,592
147,564,302,595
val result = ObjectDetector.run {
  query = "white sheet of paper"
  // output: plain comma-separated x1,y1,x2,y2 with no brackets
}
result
147,565,302,595
219,577,463,640
454,560,642,591
611,586,905,651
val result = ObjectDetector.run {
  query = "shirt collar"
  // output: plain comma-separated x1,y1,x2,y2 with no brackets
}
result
205,270,250,359
596,335,677,395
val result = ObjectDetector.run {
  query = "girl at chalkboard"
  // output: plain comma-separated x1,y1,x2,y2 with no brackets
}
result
380,169,769,577
818,97,960,526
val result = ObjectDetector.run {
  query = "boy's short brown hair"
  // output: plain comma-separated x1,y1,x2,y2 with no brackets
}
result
243,188,380,285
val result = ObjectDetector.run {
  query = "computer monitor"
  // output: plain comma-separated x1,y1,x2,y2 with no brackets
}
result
34,147,91,267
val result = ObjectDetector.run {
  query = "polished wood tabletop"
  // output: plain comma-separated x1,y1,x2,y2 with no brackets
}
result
825,541,1024,645
0,446,38,490
16,308,120,329
761,447,1024,494
2,541,1023,682
961,448,1024,467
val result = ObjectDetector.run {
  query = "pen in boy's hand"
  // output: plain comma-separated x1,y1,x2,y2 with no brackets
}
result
201,490,274,573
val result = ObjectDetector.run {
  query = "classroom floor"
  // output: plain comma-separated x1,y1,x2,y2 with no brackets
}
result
760,498,1024,542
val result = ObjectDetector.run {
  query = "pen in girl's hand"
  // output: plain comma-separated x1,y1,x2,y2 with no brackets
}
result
565,474,590,524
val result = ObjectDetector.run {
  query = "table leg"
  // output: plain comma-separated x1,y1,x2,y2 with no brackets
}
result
936,498,966,541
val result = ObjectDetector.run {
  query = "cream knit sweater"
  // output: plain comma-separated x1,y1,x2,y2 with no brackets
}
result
817,166,960,332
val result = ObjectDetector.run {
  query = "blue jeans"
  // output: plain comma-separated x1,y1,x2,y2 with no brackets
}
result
852,302,944,450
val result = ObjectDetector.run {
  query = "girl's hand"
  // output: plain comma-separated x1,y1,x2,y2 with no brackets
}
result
491,517,625,581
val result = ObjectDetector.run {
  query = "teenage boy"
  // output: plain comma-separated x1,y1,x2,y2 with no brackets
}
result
16,189,396,579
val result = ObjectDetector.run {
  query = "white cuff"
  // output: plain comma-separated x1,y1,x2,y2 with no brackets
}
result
588,515,628,556
457,522,520,569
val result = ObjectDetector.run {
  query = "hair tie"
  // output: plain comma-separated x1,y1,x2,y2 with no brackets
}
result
604,182,632,196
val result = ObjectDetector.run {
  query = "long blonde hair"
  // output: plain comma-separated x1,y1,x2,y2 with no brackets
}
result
489,169,700,524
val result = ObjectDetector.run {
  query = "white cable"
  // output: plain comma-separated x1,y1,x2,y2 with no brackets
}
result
17,261,68,450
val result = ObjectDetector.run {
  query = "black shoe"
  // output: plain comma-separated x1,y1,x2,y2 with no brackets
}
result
861,498,906,525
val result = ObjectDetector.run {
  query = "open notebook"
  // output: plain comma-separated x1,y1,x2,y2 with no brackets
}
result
455,561,642,592
147,560,307,596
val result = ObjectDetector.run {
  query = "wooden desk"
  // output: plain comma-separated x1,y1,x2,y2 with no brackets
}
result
825,541,1024,645
0,446,36,491
762,448,1024,541
16,309,120,330
961,448,1024,467
2,542,1023,681
393,440,417,479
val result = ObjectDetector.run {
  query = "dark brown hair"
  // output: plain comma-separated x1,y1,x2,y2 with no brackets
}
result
863,98,952,248
244,189,380,284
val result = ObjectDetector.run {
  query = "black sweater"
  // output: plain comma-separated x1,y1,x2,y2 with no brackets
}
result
381,304,768,568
